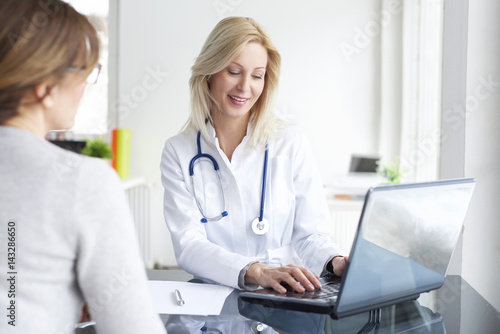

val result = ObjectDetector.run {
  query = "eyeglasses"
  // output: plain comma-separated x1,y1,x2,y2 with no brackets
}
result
68,63,102,85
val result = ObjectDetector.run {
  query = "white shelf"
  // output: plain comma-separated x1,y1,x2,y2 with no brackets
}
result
121,177,146,190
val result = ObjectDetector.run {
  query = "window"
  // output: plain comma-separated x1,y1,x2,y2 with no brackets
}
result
67,0,109,135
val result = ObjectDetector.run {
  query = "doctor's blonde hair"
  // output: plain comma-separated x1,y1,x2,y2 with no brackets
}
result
185,17,281,148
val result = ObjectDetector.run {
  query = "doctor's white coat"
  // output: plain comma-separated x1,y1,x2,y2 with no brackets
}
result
160,123,341,289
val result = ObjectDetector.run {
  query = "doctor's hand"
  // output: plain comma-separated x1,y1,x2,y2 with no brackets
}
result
245,262,322,294
331,256,348,277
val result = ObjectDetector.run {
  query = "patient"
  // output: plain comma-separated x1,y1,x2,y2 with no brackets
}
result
0,1,165,333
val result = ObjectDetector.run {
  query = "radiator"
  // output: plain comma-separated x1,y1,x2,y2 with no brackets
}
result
123,178,152,267
328,200,364,254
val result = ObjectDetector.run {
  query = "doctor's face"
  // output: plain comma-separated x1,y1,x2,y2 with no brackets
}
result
208,42,267,121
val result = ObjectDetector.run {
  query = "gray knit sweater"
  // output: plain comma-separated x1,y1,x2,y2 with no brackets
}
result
0,126,166,334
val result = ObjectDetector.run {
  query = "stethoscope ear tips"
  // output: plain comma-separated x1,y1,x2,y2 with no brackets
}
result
200,212,227,223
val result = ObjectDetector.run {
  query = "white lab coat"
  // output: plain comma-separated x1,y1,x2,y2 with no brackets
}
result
160,123,341,289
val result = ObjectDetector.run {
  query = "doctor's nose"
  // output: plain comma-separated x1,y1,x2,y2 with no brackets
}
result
236,75,251,92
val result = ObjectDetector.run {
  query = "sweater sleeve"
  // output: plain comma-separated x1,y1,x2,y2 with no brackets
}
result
74,159,166,334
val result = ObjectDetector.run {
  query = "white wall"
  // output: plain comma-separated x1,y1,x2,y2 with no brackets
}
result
463,0,500,311
115,1,386,266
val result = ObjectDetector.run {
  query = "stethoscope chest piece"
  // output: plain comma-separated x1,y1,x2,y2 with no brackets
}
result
251,217,269,236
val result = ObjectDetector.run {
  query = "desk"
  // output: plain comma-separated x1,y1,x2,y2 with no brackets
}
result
148,270,500,334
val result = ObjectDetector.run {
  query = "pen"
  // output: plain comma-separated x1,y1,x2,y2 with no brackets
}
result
174,289,185,306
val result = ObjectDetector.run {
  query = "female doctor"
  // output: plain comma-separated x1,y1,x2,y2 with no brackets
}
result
161,17,347,294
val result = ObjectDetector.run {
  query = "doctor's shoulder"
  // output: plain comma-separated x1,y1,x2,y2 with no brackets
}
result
269,123,309,154
161,128,199,169
163,128,196,150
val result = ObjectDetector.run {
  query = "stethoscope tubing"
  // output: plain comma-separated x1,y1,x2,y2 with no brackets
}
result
258,144,269,222
189,131,220,176
190,132,228,223
190,131,268,227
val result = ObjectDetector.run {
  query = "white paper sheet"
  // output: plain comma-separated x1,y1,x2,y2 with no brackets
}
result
148,280,234,315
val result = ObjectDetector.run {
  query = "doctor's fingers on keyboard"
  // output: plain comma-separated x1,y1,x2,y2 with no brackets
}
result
263,264,322,293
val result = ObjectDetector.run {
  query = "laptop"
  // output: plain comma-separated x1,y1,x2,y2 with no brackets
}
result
239,178,476,319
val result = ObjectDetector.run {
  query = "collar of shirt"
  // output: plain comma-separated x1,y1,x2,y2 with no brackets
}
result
206,121,255,165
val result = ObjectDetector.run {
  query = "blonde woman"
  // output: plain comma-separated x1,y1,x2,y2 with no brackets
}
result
0,1,165,333
161,17,347,294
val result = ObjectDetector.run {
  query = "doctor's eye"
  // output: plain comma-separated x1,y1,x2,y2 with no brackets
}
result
227,69,240,76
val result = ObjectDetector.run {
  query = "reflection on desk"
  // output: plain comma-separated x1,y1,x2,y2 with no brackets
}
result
76,270,500,333
147,271,500,334
239,298,442,334
162,287,440,334
165,290,282,334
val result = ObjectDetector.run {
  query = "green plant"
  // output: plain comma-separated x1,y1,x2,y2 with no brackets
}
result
81,138,113,159
378,157,405,184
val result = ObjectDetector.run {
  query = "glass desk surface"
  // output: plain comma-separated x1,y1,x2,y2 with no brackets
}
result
147,270,500,334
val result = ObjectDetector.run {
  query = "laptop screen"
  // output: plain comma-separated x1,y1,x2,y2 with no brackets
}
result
336,178,475,315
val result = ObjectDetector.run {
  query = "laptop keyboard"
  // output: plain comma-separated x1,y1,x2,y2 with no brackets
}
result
282,274,341,300
285,283,339,299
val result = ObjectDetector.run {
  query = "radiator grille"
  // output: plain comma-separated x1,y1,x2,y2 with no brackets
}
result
123,178,151,267
329,200,363,254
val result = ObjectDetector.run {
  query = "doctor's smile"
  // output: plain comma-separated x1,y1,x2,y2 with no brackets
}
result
228,94,249,105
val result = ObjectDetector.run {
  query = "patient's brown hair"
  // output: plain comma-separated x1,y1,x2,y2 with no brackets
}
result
0,0,100,124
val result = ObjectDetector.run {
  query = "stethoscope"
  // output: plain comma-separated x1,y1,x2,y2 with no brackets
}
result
189,131,270,235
